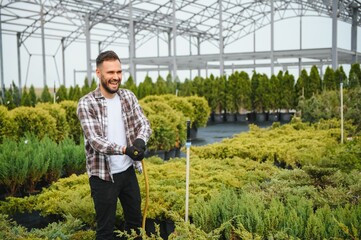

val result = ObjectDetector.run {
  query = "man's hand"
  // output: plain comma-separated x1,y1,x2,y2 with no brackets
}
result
125,146,144,161
133,138,146,151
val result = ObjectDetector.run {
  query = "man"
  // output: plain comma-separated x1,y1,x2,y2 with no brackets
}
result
77,50,152,239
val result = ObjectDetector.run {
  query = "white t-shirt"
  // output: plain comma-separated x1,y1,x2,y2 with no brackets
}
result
106,94,132,174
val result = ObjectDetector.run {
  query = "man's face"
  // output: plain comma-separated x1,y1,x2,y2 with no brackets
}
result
96,59,122,96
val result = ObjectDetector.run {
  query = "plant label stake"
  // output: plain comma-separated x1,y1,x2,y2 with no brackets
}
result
185,120,191,222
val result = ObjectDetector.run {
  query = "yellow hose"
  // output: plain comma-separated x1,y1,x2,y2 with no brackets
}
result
141,159,149,230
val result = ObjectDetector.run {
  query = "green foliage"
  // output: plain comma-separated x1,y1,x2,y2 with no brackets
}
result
0,139,29,195
138,75,155,99
0,214,28,239
0,105,11,143
297,91,340,123
56,85,68,102
145,110,177,151
1,119,361,239
348,63,361,88
251,72,270,112
10,106,57,141
40,136,64,184
154,75,168,95
191,121,340,168
20,134,49,193
186,96,210,128
0,213,95,240
344,87,361,132
280,71,296,110
60,137,85,176
29,85,37,106
323,66,337,91
308,65,322,97
269,74,280,111
20,87,32,106
36,102,70,142
4,82,18,110
68,85,83,101
60,100,82,144
40,85,53,103
227,71,251,113
295,69,308,103
123,75,137,95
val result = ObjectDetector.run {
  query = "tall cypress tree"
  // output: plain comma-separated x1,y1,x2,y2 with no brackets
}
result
123,76,138,96
269,73,281,111
323,66,336,91
29,85,37,106
308,65,322,97
155,75,168,95
334,66,347,87
295,69,308,105
56,85,68,102
348,63,361,89
40,85,53,103
137,75,154,99
21,87,32,106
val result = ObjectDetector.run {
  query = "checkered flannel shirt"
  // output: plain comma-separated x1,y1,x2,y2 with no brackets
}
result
77,87,152,182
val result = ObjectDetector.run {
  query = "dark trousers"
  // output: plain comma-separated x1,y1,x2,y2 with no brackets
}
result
89,166,142,240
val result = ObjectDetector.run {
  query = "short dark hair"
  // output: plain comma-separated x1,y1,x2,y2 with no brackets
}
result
96,50,121,67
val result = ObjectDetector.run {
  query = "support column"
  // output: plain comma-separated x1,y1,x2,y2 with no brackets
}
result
172,0,178,80
219,0,224,76
98,41,101,54
17,33,22,94
197,35,201,77
61,38,66,86
332,0,338,70
157,27,160,76
85,13,92,85
41,3,47,87
270,0,274,75
298,1,303,75
168,31,172,74
351,4,358,63
0,10,5,100
253,20,256,71
189,35,192,80
129,0,136,83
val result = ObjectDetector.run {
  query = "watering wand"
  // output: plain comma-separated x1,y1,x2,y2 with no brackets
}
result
132,144,149,230
185,120,191,222
141,159,149,229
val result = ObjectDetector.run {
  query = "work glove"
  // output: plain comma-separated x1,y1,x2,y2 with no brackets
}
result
125,145,144,161
133,138,146,151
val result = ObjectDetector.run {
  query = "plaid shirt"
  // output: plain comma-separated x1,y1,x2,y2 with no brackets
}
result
77,87,152,182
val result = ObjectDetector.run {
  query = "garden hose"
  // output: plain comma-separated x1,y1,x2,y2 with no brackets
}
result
141,159,149,230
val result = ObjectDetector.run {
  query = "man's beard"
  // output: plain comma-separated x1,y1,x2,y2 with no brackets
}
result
100,76,120,94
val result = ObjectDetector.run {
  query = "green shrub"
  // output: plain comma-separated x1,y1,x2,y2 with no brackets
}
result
0,139,29,196
0,105,12,143
143,100,186,150
60,100,82,144
0,214,29,240
61,138,85,176
20,134,49,193
41,136,64,184
9,106,57,141
146,114,176,151
36,102,70,142
185,96,210,128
